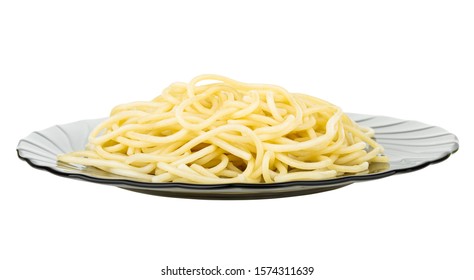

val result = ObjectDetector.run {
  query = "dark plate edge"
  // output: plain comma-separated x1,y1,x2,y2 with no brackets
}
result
16,143,458,190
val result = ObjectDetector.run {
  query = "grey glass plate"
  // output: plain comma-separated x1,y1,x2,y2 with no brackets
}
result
17,113,459,199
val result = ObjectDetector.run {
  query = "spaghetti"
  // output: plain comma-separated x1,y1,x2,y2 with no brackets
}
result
58,75,388,183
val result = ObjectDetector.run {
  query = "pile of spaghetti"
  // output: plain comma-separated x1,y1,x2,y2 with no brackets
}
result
58,75,388,184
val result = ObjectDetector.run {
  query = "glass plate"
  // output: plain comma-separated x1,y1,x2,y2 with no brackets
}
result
17,113,459,199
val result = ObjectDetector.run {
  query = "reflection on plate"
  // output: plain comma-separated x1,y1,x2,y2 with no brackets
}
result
17,113,458,199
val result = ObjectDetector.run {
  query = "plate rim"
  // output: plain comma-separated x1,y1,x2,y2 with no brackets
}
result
16,113,459,190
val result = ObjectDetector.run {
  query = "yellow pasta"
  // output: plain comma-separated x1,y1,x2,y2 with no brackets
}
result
58,74,388,184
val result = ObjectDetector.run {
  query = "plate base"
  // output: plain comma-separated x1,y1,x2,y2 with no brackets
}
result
119,184,351,200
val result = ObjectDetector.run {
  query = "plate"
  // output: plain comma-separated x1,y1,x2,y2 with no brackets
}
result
17,113,459,199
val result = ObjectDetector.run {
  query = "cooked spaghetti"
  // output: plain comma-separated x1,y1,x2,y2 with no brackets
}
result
58,75,388,183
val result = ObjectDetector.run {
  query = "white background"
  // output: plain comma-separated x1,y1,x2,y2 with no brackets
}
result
1,0,473,279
